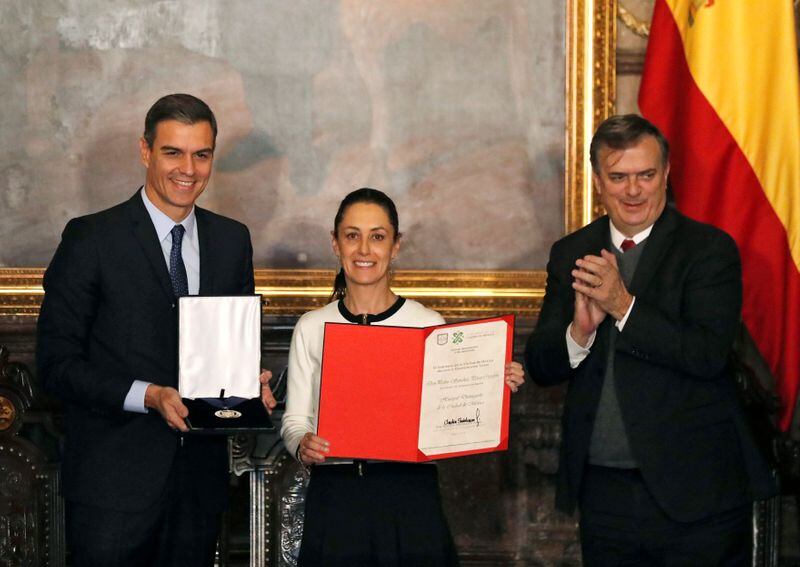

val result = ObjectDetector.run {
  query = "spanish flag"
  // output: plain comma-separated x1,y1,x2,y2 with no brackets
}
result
639,1,800,430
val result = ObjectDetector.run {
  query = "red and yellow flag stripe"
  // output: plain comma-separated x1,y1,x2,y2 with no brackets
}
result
639,0,800,429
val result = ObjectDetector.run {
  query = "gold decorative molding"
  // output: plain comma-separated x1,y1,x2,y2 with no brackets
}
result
257,269,546,318
0,269,43,321
618,3,650,38
566,0,617,232
0,1,616,321
0,268,546,320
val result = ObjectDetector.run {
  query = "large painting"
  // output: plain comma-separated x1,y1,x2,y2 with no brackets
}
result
0,0,615,317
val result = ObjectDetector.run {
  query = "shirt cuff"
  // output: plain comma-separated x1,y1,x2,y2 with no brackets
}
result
123,380,151,413
615,296,636,331
566,324,595,369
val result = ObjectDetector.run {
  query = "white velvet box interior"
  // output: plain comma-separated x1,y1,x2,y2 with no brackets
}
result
178,296,261,400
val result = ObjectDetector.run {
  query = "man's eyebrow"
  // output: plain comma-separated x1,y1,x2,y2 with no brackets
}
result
607,167,657,175
158,145,214,154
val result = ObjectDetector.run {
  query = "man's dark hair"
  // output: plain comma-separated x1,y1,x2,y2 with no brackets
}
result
143,93,218,149
589,114,669,171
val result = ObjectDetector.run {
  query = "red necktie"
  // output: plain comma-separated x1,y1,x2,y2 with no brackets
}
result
621,239,635,252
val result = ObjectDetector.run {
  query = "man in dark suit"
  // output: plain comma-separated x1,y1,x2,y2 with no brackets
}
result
37,93,274,566
525,114,775,565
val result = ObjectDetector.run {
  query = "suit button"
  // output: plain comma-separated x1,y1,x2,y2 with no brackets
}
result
172,303,176,309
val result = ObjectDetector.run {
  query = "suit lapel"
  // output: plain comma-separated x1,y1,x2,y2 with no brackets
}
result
197,208,214,295
627,206,679,296
584,216,612,266
125,190,175,303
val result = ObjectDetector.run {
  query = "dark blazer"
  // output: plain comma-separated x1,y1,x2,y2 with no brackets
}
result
37,190,254,512
525,206,775,522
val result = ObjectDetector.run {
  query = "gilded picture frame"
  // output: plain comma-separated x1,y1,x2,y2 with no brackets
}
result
0,0,616,321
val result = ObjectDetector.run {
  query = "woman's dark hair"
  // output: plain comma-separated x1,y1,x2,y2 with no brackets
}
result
330,187,400,302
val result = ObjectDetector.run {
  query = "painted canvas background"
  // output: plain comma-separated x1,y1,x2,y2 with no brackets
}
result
0,0,565,269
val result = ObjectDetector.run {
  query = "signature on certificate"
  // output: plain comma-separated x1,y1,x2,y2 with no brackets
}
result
443,408,481,428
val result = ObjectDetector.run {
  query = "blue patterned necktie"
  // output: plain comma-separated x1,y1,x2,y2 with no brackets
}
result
170,225,189,297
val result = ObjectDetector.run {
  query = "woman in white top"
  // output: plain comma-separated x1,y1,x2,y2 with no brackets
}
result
281,188,524,566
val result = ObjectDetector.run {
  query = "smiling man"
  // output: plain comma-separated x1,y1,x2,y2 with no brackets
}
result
36,94,270,566
525,114,775,565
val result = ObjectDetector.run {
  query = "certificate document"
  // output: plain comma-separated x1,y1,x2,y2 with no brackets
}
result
418,320,507,456
317,315,513,461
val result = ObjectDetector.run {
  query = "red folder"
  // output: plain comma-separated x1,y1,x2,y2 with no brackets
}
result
317,315,514,461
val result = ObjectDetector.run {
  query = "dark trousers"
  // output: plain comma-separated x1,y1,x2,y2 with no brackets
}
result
299,462,459,567
66,447,221,567
579,465,751,567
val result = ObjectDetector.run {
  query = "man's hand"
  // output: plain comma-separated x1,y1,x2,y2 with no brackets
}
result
571,290,606,346
259,369,277,414
144,384,189,432
572,249,634,322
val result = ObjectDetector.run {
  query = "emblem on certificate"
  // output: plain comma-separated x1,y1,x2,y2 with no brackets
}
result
214,409,242,419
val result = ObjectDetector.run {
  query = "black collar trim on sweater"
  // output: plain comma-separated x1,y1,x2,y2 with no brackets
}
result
337,296,406,324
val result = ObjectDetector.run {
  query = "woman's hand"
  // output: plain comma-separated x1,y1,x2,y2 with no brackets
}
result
505,361,525,393
298,432,330,465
